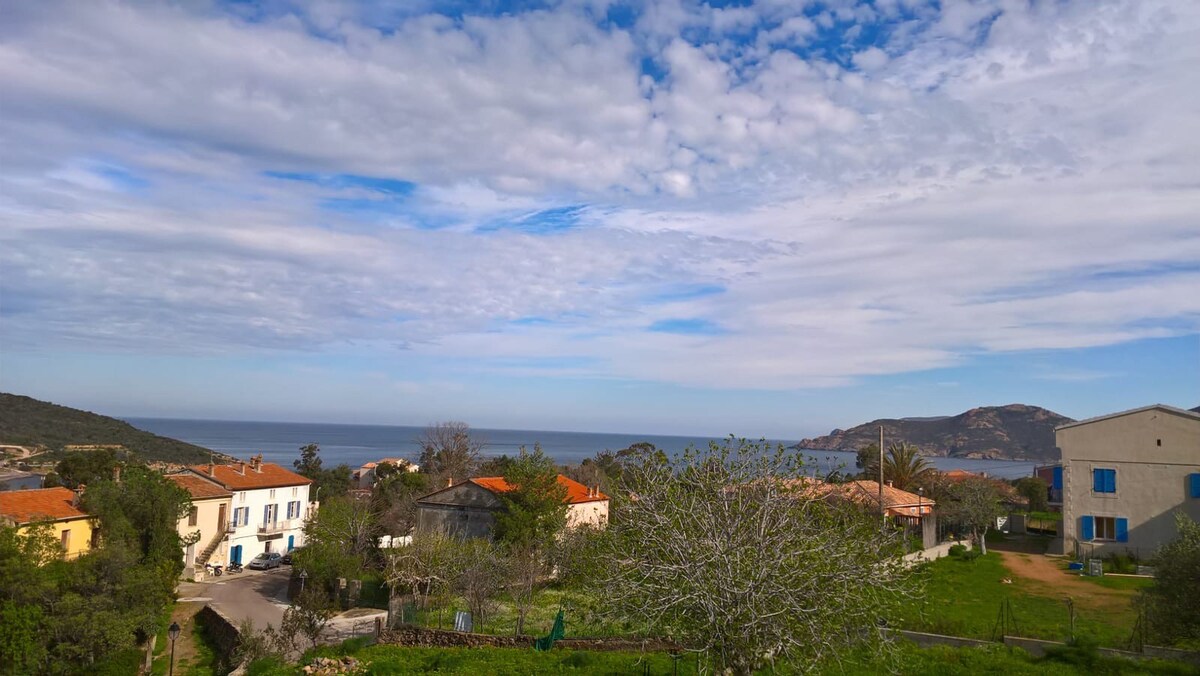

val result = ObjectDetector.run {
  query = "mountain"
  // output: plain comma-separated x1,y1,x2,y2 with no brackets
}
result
795,404,1074,462
0,393,227,465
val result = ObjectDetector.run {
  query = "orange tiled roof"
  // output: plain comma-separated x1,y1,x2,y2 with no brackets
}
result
843,480,934,508
469,475,608,504
188,462,312,491
167,473,232,500
0,487,89,524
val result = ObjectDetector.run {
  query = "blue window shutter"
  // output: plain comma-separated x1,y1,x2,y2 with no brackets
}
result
1093,470,1103,492
1116,518,1128,542
1106,469,1116,493
1081,515,1094,541
1190,473,1200,498
1052,466,1063,490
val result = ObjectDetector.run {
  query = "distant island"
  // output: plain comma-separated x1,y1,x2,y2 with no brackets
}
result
0,392,229,466
794,403,1073,462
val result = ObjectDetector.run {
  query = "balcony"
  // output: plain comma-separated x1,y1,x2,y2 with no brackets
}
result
258,519,298,535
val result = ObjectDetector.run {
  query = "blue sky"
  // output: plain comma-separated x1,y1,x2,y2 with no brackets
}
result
1,0,1198,438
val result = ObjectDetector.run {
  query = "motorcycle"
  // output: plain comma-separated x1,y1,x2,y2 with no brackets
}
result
204,563,223,577
226,561,243,574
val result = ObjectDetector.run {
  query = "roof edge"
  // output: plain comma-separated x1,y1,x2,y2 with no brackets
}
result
1055,404,1200,431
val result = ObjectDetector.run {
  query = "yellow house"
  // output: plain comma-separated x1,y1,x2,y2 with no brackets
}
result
166,473,233,577
0,486,95,560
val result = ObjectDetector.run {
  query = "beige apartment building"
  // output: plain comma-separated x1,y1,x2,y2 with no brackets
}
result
167,473,233,577
1056,404,1200,558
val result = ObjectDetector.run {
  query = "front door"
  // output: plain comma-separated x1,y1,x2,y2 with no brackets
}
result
264,540,272,554
231,545,242,564
218,503,228,531
287,535,294,551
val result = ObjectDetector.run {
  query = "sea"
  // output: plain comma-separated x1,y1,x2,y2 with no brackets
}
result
123,418,1037,481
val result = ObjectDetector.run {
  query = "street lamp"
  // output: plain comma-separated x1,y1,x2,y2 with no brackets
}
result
917,487,924,549
167,622,181,676
299,569,308,594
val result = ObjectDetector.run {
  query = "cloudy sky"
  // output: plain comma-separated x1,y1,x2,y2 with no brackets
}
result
1,0,1198,438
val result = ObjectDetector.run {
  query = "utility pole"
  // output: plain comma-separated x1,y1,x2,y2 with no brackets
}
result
879,425,886,530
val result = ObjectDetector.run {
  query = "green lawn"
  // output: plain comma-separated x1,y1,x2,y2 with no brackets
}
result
832,642,1194,675
902,553,1142,648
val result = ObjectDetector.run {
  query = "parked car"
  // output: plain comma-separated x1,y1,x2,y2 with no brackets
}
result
247,552,283,570
281,547,304,565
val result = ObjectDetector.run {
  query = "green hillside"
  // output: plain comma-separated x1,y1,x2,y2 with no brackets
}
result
0,393,222,465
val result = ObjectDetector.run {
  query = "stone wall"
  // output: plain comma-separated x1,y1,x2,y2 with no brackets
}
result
378,625,681,652
196,604,243,674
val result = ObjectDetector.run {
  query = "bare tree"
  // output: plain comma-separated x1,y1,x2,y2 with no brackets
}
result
454,538,507,633
277,587,335,653
598,438,916,675
507,544,550,635
417,421,484,485
385,532,459,615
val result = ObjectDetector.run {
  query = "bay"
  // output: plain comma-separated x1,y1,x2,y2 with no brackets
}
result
125,417,1036,480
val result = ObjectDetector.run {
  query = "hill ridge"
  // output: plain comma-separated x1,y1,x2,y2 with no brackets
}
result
795,403,1073,462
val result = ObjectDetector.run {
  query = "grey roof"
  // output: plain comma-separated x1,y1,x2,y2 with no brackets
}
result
1055,404,1200,431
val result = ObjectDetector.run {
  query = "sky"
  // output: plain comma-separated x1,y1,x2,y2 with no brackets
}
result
1,0,1198,439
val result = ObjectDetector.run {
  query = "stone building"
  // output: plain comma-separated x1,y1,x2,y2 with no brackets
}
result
416,474,608,539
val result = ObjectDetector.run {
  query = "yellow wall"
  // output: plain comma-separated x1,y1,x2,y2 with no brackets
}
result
18,517,94,560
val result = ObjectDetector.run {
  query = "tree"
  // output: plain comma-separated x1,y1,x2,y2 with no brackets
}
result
417,422,483,485
507,544,550,636
1139,512,1200,647
881,442,933,491
300,496,381,587
83,465,192,574
855,443,879,474
385,532,460,617
1014,476,1049,513
54,449,122,488
376,470,431,537
597,439,915,675
940,475,1005,555
277,587,335,652
453,538,506,633
293,444,353,500
493,445,568,548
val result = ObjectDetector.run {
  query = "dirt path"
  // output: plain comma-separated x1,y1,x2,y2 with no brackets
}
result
997,551,1132,611
155,601,205,671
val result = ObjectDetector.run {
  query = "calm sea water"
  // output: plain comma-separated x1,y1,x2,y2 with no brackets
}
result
125,418,1036,480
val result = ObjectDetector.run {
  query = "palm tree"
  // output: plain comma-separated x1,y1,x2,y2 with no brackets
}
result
881,442,932,491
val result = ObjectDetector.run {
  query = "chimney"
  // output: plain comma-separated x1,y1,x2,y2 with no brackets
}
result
209,462,216,477
112,465,121,483
237,462,246,475
72,485,85,507
253,454,264,473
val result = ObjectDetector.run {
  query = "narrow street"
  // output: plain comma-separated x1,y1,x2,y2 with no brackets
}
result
178,567,292,631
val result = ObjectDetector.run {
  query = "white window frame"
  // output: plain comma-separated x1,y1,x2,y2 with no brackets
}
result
1094,516,1117,541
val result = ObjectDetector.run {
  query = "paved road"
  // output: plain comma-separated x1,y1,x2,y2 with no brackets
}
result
178,567,292,630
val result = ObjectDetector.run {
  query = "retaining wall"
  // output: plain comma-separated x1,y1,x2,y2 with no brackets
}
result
379,625,680,652
196,604,243,674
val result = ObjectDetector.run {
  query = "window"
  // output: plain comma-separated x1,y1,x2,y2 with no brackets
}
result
1081,515,1128,542
1092,468,1116,493
287,501,301,519
61,529,70,551
264,503,277,525
233,507,249,527
1190,473,1200,498
269,489,276,499
188,507,199,527
292,487,298,497
240,492,246,504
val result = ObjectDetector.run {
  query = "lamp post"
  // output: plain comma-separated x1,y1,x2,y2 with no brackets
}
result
299,569,308,594
917,487,924,548
167,621,181,676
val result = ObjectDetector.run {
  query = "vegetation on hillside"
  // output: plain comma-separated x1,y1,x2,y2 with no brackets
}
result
796,403,1073,461
0,393,222,465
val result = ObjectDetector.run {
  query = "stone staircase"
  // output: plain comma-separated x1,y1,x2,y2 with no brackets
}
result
196,529,228,566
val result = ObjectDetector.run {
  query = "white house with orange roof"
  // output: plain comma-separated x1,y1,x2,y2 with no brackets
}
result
186,455,313,566
415,474,609,540
354,457,418,489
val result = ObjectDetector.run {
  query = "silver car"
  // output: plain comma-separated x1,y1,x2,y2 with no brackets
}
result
247,552,283,570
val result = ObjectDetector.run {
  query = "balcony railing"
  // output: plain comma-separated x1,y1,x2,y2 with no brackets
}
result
258,519,298,535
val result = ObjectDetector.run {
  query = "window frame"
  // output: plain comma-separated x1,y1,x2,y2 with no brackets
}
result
1092,467,1117,494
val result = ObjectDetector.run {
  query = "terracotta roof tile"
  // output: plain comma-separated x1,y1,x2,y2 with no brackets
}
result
0,487,89,524
188,462,312,491
167,474,232,500
468,474,608,504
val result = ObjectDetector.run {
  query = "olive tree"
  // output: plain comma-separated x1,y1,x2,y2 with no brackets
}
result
1140,512,1200,647
597,438,915,675
940,475,1005,555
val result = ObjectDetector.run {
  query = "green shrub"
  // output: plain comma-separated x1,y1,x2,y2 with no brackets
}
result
948,544,967,558
960,548,981,562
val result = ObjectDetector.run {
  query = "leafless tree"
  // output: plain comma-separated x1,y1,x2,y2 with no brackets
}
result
507,544,550,635
597,438,917,675
453,538,507,633
277,587,335,653
384,532,459,614
417,421,484,485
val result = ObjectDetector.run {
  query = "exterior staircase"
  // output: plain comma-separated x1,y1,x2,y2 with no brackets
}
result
196,529,228,567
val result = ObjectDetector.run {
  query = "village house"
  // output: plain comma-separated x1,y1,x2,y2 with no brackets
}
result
186,455,313,566
1050,404,1200,558
353,457,418,489
166,472,233,577
823,479,937,548
416,474,609,539
0,486,95,560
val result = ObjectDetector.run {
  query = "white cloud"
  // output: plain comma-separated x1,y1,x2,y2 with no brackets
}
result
1,0,1198,392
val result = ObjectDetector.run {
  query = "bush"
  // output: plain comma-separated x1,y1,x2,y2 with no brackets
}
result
948,544,967,558
960,548,982,562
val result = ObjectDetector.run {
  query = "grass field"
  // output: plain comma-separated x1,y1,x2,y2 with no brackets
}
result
902,552,1149,648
